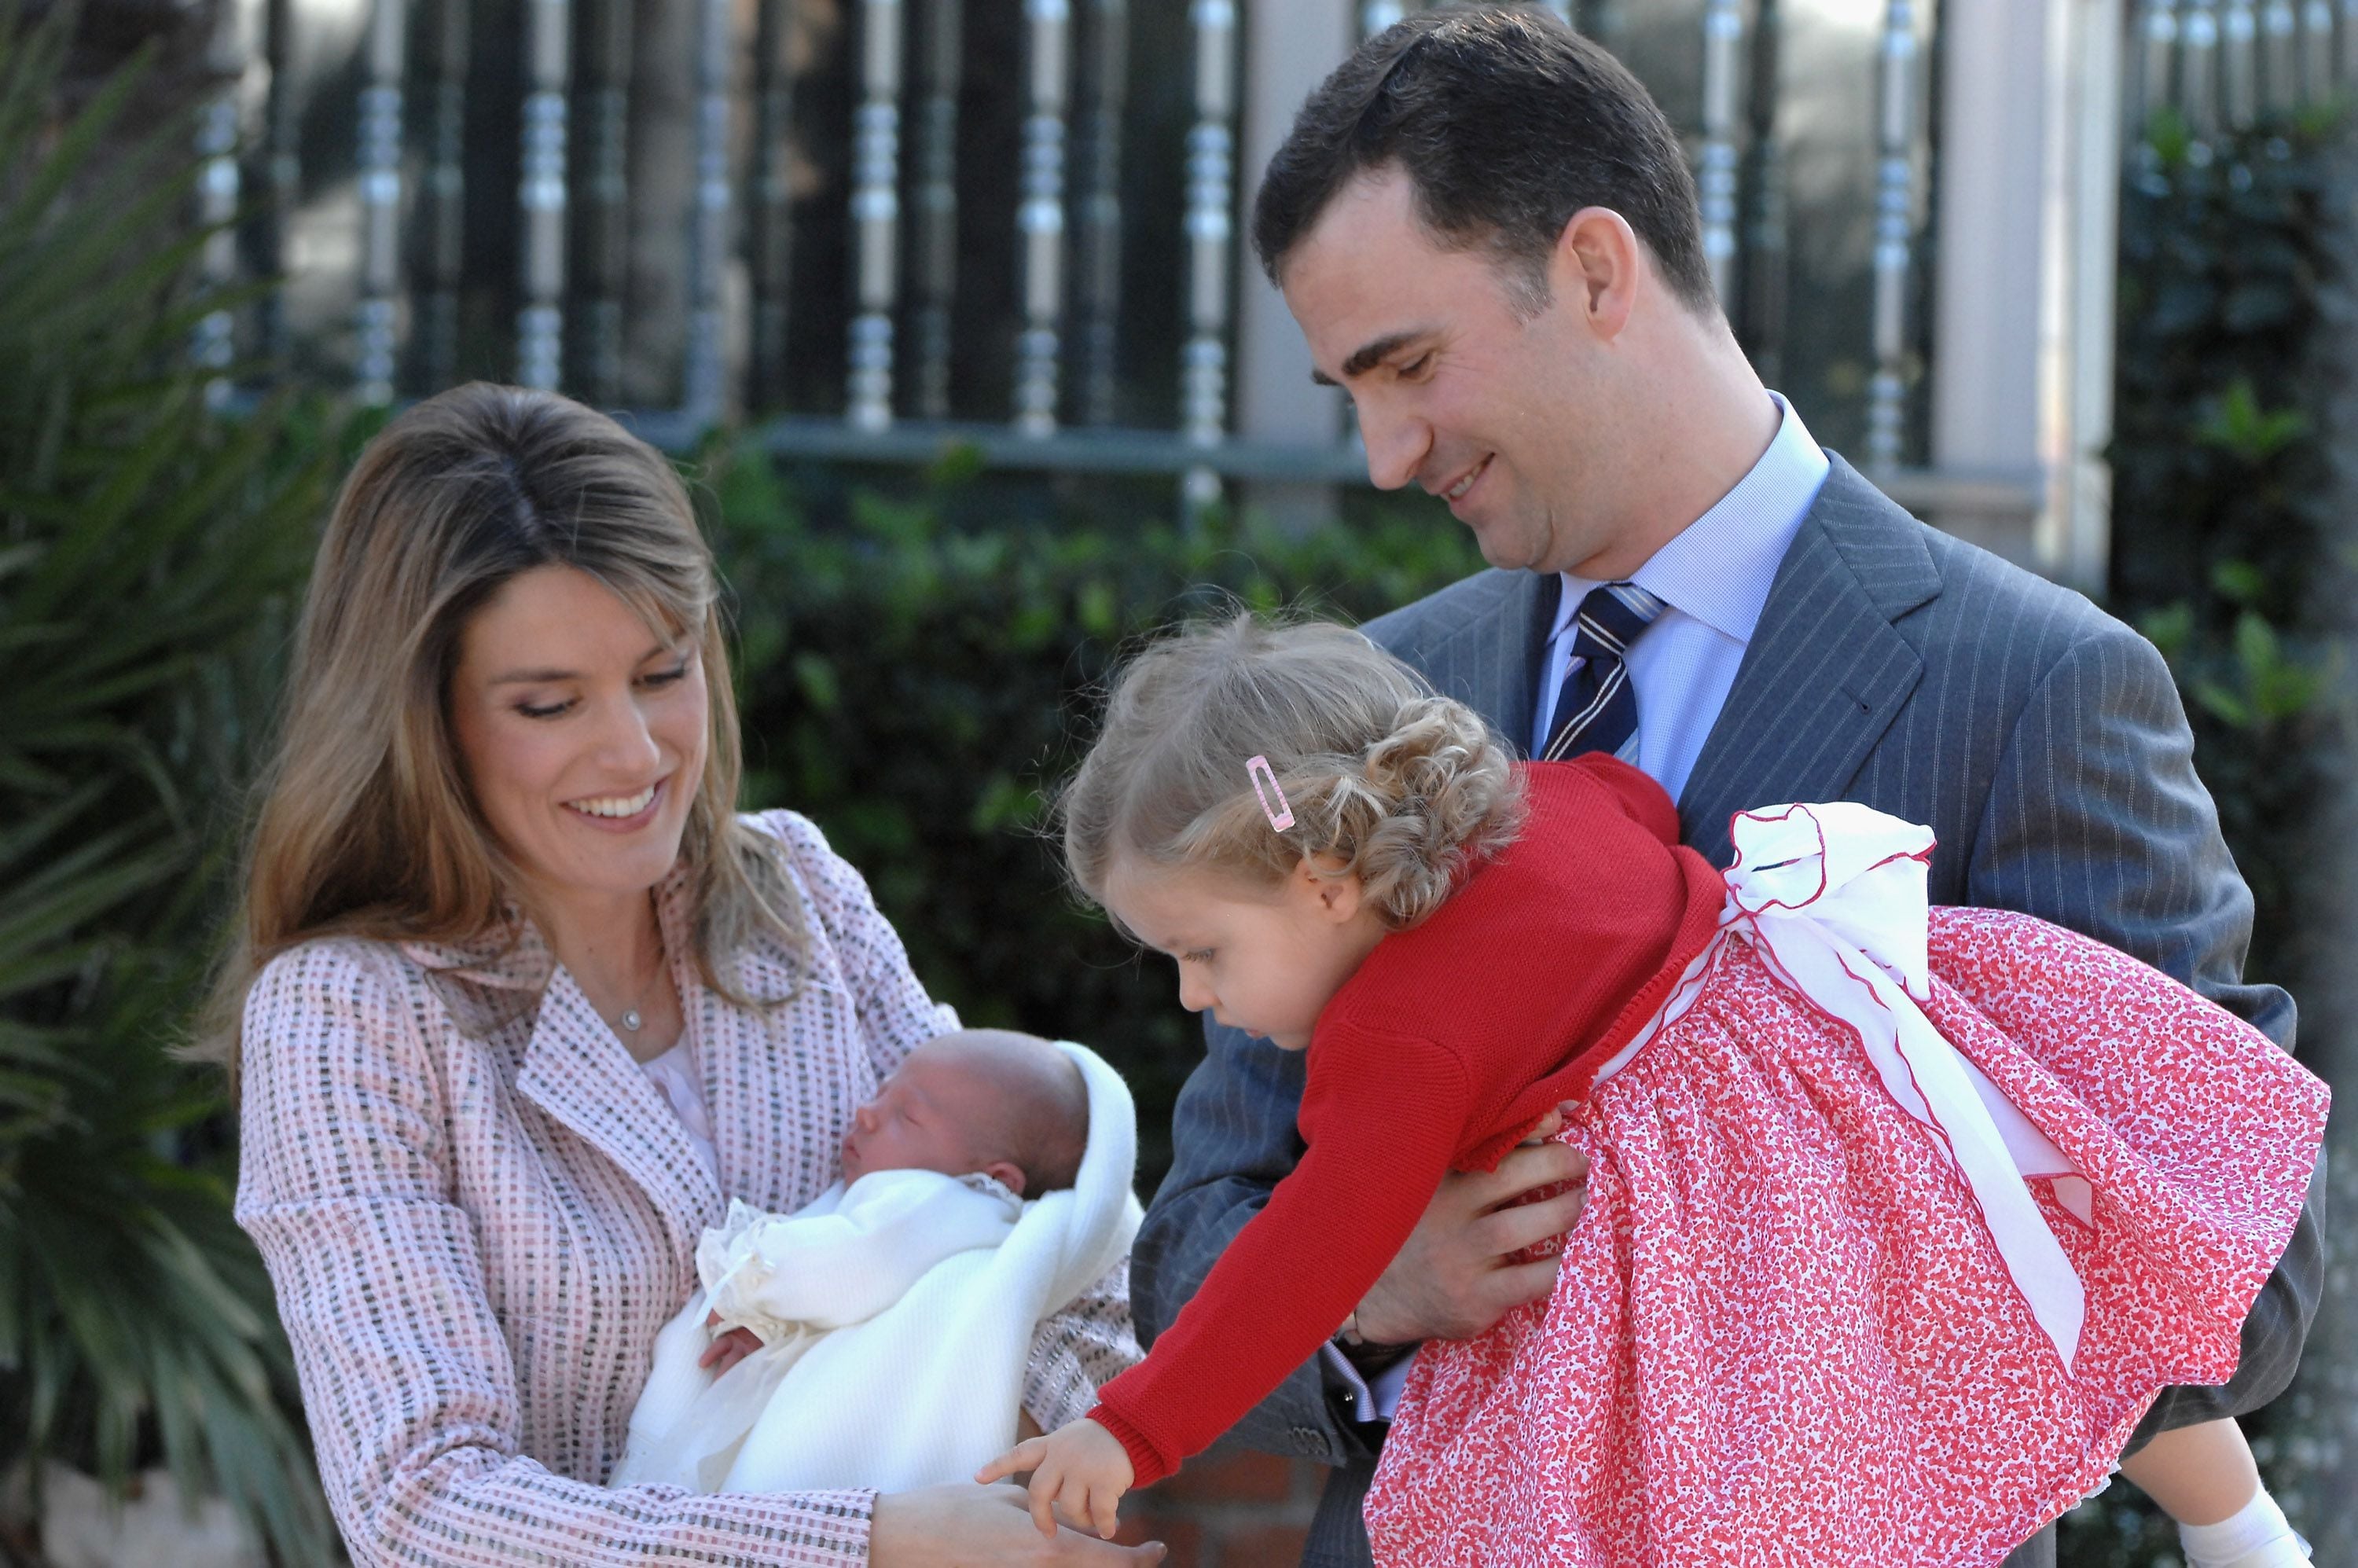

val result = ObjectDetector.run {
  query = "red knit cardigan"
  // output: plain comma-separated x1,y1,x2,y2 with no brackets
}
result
1091,755,1728,1484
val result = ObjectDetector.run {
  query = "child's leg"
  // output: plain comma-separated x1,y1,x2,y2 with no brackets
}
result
2120,1417,2261,1526
2121,1419,2306,1566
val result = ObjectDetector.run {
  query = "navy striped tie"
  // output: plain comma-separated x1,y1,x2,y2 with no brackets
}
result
1541,582,1668,763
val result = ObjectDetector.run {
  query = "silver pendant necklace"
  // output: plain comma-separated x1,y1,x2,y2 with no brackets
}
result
601,897,665,1037
615,968,658,1034
614,945,663,1035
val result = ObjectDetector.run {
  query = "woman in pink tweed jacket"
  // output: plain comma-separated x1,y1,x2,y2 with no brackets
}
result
204,384,1159,1567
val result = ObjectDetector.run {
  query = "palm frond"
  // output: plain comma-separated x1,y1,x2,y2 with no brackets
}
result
0,6,344,1560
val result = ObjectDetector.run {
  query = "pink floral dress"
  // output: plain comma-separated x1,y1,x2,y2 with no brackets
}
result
1364,803,2329,1568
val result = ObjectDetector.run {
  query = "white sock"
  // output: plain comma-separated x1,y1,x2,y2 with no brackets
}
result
2177,1487,2309,1568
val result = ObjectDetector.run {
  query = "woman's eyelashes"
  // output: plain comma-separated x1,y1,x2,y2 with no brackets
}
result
512,661,692,721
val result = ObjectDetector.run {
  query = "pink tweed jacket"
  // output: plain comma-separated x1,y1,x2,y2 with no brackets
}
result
236,810,1138,1566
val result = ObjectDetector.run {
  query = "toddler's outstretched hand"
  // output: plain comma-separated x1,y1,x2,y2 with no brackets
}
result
975,1417,1134,1540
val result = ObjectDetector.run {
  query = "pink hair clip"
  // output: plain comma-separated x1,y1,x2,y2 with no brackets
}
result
1245,755,1294,832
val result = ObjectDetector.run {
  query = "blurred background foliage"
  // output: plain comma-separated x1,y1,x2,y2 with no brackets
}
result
2059,102,2358,1562
2,5,2354,1565
707,450,1485,1186
0,2,343,1562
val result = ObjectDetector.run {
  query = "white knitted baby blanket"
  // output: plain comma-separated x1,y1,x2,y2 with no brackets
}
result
610,1039,1141,1494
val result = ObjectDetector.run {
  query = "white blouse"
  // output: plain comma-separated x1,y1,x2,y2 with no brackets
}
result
639,1036,722,1187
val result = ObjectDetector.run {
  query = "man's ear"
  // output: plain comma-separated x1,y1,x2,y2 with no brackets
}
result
1555,205,1641,340
982,1159,1028,1197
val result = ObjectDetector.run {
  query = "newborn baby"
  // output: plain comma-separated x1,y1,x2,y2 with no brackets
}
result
697,1027,1090,1376
612,1029,1139,1496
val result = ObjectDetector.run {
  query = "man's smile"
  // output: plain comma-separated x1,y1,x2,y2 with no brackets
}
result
1436,454,1493,502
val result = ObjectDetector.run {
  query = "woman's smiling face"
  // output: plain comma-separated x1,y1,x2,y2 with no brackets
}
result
448,564,709,906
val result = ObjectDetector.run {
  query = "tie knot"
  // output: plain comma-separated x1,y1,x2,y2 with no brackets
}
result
1570,582,1666,659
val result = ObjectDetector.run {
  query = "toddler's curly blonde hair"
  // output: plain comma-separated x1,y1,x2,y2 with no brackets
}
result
1059,614,1526,928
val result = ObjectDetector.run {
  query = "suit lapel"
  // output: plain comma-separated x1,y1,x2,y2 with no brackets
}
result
1678,457,1940,867
515,962,723,1260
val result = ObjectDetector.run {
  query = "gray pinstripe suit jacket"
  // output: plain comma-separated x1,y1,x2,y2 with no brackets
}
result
1129,456,2324,1568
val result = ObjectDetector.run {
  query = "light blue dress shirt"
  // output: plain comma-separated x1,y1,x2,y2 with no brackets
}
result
1530,394,1831,803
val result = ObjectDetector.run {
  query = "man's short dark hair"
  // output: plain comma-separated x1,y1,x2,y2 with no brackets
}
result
1251,5,1716,318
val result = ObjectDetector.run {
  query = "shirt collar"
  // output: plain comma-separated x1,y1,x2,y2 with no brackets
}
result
1548,392,1830,646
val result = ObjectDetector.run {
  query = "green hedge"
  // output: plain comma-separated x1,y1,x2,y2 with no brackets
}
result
2060,105,2357,1566
707,454,1485,1186
2110,105,2353,982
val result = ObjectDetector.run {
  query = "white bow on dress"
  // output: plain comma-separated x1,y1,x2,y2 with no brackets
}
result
1595,802,2089,1368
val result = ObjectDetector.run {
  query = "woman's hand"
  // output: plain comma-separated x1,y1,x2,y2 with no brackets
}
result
975,1419,1134,1540
869,1482,1163,1565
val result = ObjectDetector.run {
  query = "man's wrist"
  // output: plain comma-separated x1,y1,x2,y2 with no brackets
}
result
1335,1309,1415,1372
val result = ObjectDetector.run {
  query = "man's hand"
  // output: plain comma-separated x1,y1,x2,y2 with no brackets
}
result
975,1418,1136,1541
1348,1105,1589,1346
699,1309,763,1376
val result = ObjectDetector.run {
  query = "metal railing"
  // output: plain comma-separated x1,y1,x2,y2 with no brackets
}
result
191,0,1958,508
2128,0,2358,134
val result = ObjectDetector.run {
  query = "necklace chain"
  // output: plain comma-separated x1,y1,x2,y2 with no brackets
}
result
608,924,666,1035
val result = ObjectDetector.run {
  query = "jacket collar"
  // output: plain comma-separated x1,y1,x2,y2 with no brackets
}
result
1677,454,1940,866
405,861,725,1253
1388,568,1561,758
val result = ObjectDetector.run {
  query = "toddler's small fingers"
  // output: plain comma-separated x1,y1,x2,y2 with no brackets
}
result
1028,1477,1060,1539
973,1441,1034,1485
1091,1484,1122,1540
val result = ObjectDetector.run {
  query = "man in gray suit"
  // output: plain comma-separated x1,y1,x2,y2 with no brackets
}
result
1129,9,2324,1567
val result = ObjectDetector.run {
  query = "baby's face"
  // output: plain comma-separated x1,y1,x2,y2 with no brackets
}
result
839,1045,1016,1187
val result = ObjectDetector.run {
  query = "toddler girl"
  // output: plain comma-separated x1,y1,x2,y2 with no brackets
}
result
982,615,2327,1567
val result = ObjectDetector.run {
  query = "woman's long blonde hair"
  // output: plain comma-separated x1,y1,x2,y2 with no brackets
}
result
194,383,804,1078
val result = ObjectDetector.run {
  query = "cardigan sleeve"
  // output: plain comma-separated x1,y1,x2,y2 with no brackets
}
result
1086,1032,1469,1485
755,810,959,1081
235,940,882,1567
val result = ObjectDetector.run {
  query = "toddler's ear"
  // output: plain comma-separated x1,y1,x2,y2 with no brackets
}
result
1294,854,1368,922
983,1159,1028,1197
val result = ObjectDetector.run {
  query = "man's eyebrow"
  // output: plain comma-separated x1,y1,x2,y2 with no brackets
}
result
1309,329,1429,387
